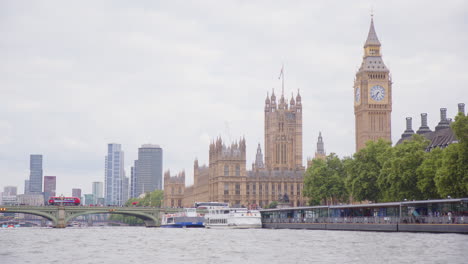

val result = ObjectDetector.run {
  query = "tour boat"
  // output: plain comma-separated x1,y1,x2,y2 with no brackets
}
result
196,202,262,229
2,223,20,228
160,208,205,228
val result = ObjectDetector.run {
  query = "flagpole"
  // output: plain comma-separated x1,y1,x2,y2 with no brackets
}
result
282,64,284,96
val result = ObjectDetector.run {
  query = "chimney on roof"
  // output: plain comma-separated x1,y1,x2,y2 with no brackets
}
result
435,108,450,131
458,103,465,115
417,113,432,134
401,117,415,138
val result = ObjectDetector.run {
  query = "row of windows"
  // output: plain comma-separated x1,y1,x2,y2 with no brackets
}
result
275,143,288,164
170,199,182,207
208,218,227,224
224,165,241,176
224,183,241,195
368,74,386,79
238,183,303,196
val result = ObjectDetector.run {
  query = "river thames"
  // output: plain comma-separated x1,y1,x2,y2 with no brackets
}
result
1,227,467,263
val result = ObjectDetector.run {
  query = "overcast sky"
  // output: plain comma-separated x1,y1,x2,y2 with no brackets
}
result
1,0,467,196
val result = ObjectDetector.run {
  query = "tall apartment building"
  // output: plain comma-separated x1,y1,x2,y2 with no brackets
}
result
43,176,56,199
29,154,43,193
131,144,163,198
105,143,125,205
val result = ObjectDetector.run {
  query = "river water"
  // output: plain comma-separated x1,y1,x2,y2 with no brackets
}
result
1,227,467,264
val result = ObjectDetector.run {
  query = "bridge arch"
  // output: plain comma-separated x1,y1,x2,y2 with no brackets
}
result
0,209,57,224
65,210,160,227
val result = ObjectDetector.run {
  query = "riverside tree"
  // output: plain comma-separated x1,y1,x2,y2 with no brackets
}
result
304,153,348,205
434,112,468,197
345,139,391,203
378,135,428,201
304,112,467,204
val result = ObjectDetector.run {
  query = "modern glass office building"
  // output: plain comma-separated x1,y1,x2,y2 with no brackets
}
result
29,154,43,194
132,144,163,198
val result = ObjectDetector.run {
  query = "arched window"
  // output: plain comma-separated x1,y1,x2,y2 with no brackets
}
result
224,165,229,176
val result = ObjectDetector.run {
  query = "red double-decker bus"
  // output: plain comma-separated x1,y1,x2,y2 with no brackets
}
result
48,197,81,206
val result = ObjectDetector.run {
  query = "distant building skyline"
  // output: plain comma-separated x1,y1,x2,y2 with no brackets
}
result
3,186,17,196
92,181,103,199
72,188,82,198
28,154,43,194
24,180,29,194
132,144,163,198
43,176,56,199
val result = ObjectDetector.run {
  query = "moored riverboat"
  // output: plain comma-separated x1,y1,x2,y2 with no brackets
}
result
196,202,262,229
161,208,205,228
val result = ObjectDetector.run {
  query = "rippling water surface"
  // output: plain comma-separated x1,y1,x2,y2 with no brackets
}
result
1,227,467,264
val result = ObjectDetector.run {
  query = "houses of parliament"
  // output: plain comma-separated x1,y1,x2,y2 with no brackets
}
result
163,16,392,208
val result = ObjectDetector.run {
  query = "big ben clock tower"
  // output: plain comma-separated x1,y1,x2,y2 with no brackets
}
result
354,16,392,152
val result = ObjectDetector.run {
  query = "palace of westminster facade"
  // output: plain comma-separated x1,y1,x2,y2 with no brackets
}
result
163,17,393,208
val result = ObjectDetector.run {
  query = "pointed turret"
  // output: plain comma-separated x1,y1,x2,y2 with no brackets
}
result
364,15,381,48
296,89,301,105
270,89,277,110
316,132,325,155
314,132,326,160
290,93,295,105
254,143,265,170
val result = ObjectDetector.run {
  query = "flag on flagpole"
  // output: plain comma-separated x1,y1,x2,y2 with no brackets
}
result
278,65,284,80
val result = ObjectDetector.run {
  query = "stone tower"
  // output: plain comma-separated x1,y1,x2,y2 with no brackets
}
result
264,90,303,170
163,170,185,207
208,137,247,206
253,143,265,170
354,16,392,152
314,132,326,160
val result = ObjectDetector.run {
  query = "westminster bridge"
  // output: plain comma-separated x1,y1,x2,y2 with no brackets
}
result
0,205,184,228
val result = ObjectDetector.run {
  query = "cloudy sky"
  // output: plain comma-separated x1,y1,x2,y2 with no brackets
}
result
1,0,467,196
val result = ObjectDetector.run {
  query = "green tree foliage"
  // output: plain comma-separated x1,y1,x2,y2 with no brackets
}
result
109,190,164,225
305,113,467,204
345,139,391,203
416,147,443,199
304,153,348,205
435,112,468,197
378,135,429,201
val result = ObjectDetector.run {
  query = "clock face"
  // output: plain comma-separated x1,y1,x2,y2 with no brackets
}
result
355,87,360,103
370,85,385,101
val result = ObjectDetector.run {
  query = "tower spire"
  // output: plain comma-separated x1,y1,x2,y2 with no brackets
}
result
364,14,381,48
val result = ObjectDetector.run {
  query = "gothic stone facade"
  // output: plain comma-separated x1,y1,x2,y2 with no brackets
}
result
264,91,303,170
164,91,306,208
163,171,185,208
